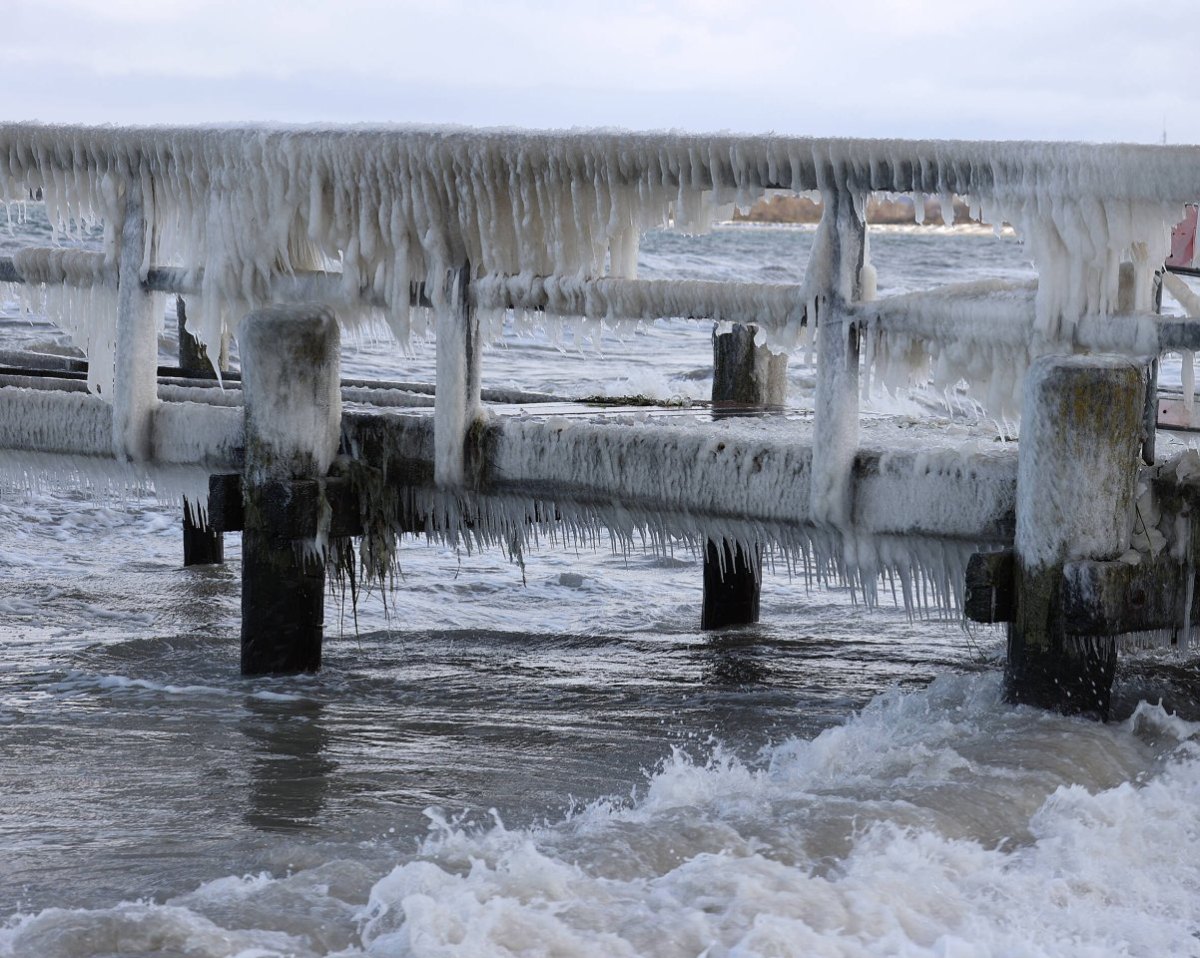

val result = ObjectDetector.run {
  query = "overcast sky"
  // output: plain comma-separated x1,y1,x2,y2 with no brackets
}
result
3,0,1199,143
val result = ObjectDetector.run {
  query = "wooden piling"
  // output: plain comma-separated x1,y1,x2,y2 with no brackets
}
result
702,539,762,629
702,323,785,628
711,324,787,411
178,296,225,566
238,305,341,675
1005,355,1144,718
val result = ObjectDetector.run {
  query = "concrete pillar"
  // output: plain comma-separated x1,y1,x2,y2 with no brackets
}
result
178,296,224,566
238,305,341,675
702,323,784,628
1006,355,1144,718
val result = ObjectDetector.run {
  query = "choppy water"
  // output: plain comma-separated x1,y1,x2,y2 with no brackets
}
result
2,219,1199,956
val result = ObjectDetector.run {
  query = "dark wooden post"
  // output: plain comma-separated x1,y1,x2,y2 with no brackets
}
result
238,305,341,675
1005,356,1143,718
702,538,762,629
702,324,786,629
711,324,787,411
178,296,225,565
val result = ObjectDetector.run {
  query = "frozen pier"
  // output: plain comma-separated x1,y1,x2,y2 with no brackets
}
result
3,125,1200,718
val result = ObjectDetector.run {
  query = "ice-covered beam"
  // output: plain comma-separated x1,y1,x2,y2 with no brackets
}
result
340,411,1017,543
0,386,242,466
4,126,1200,204
3,254,808,332
472,275,808,335
0,126,1190,370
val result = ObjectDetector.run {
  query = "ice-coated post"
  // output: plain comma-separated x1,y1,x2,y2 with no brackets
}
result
1006,355,1143,718
711,324,787,411
178,296,225,566
701,323,785,628
809,188,866,529
238,305,341,675
433,263,482,486
112,176,159,462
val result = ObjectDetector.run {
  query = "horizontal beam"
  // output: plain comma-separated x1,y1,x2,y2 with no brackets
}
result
4,125,1200,201
0,387,242,465
342,410,1017,542
206,474,363,538
855,279,1200,354
4,253,806,328
963,549,1198,637
0,384,1014,545
1061,555,1192,636
472,274,807,328
0,349,565,405
11,252,1197,355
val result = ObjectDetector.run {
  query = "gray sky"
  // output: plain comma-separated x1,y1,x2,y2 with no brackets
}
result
4,0,1199,143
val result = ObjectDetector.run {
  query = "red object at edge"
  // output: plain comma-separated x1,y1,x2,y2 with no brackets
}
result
1166,204,1198,268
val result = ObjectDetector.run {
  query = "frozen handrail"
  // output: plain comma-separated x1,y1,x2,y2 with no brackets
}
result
1,124,1196,358
1,122,1197,471
5,125,1200,199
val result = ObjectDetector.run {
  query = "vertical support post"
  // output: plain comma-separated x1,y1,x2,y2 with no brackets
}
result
434,263,482,486
178,295,218,377
809,188,866,529
702,323,784,628
238,305,341,675
702,540,761,630
178,295,225,565
1006,356,1143,718
112,175,158,462
711,324,787,411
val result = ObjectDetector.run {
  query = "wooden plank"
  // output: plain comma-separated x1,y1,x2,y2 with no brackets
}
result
1061,555,1189,636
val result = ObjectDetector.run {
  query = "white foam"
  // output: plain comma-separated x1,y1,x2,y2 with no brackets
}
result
350,677,1200,957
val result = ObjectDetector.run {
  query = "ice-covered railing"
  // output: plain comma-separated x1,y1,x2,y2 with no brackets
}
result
3,124,1200,486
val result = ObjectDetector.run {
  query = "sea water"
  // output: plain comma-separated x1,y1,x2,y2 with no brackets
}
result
0,219,1198,957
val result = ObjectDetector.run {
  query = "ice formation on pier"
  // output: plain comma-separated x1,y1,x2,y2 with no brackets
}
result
0,127,1191,353
337,409,1015,614
8,248,117,396
0,125,1195,598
